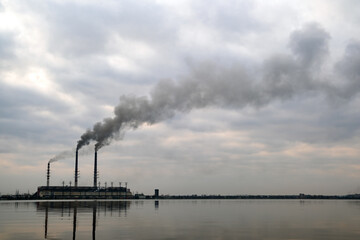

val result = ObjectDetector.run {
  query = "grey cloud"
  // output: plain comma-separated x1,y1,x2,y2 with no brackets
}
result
17,0,175,58
335,41,360,98
289,23,330,68
0,84,80,144
41,2,112,57
262,23,334,103
261,55,300,101
12,0,178,106
0,84,70,117
253,103,360,144
0,32,15,60
54,64,154,105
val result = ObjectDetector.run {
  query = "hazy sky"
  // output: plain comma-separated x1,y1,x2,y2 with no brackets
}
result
1,0,360,195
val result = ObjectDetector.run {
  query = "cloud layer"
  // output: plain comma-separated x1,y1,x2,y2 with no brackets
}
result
0,0,360,195
76,23,360,153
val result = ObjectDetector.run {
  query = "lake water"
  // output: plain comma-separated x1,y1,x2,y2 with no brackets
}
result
1,199,360,239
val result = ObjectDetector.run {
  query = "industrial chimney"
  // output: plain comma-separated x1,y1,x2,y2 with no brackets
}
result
74,149,78,188
46,162,50,187
94,151,97,188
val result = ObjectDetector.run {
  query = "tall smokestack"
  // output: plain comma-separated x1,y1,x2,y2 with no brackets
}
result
75,150,78,188
94,151,97,188
47,162,50,187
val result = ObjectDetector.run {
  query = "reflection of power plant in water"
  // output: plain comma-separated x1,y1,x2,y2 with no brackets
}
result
38,201,131,240
92,205,96,240
38,150,132,199
45,206,48,238
73,206,77,240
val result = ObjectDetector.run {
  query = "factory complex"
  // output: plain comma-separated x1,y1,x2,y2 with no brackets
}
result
37,186,132,199
37,149,133,199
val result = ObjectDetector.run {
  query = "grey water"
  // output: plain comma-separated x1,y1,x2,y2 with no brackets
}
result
1,200,360,239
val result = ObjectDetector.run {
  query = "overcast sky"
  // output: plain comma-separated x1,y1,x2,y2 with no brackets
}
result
0,0,360,195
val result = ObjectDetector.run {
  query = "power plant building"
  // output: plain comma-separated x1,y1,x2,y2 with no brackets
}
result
38,150,132,199
37,186,132,199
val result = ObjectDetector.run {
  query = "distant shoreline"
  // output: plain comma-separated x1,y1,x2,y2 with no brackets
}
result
1,193,360,201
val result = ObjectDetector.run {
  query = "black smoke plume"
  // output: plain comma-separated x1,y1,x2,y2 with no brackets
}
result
76,23,360,151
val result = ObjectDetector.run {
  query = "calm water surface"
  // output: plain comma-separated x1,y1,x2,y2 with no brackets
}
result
0,199,360,239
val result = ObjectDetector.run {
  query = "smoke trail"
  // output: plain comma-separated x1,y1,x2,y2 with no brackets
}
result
49,145,94,163
48,150,74,163
76,23,360,151
77,66,258,151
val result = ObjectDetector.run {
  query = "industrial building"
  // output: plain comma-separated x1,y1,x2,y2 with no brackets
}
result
37,150,132,199
37,186,132,199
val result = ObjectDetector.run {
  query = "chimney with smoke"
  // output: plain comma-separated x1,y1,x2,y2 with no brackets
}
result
74,149,78,188
94,150,97,188
46,162,50,187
